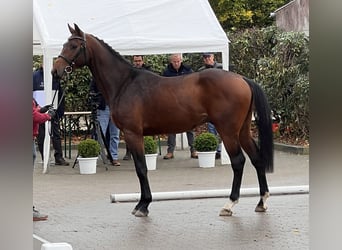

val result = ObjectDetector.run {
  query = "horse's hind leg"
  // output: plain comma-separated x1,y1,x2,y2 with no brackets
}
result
239,126,270,212
218,135,246,216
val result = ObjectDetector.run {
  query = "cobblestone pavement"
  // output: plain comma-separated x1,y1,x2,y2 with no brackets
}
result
33,147,309,250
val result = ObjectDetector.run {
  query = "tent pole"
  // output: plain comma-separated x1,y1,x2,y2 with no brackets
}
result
221,44,229,71
42,54,53,173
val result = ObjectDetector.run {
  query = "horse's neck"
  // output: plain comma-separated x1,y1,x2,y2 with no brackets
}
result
87,39,130,103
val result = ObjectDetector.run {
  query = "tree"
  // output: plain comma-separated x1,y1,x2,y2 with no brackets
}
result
209,0,291,31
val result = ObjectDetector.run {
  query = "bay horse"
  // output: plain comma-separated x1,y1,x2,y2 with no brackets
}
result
52,24,274,217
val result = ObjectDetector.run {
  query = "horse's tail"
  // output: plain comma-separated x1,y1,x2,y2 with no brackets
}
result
243,77,274,173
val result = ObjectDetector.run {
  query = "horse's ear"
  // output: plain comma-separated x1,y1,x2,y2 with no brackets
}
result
74,23,83,36
68,23,76,34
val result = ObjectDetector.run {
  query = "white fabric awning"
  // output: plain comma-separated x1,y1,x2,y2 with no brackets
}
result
33,0,229,57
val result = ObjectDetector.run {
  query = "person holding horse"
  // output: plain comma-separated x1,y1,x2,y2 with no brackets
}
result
33,98,56,221
89,79,121,166
198,53,223,159
122,55,153,161
162,53,198,160
33,64,70,166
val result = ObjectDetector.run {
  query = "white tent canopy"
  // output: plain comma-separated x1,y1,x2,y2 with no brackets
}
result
33,0,229,172
33,0,229,57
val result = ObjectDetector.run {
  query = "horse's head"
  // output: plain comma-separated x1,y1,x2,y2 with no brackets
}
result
51,23,88,78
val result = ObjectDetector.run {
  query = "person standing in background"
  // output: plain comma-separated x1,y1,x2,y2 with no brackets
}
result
132,55,152,71
162,53,198,160
90,79,121,166
198,53,223,159
123,55,153,160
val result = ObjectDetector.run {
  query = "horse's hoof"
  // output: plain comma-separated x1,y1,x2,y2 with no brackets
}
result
219,208,233,216
255,205,267,212
134,210,149,217
131,208,137,215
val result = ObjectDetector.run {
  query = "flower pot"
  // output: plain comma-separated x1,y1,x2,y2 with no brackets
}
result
145,153,158,170
77,157,98,174
197,151,216,168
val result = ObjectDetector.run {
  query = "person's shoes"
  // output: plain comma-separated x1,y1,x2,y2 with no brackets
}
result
215,152,221,159
55,158,69,166
163,153,174,160
33,207,48,221
112,160,121,166
190,151,198,159
123,153,132,160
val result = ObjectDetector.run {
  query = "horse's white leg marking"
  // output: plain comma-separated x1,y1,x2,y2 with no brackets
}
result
219,199,239,216
255,192,270,212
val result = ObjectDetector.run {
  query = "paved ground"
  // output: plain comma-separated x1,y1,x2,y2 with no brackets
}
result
33,146,309,250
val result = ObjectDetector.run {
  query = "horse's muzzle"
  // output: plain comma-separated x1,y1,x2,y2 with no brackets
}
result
51,68,62,79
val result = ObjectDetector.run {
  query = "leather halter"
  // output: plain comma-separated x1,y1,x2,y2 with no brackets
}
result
58,35,87,74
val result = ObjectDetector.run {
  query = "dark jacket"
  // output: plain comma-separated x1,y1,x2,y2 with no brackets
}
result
89,79,107,110
139,64,153,71
32,67,65,117
162,63,193,77
198,62,223,71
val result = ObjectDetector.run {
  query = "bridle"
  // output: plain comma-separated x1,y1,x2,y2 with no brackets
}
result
58,34,87,74
51,34,87,135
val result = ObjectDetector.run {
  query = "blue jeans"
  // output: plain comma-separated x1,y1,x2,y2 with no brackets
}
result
208,122,221,153
97,106,120,160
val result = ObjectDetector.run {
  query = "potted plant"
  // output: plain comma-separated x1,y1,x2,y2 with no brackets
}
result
77,138,101,174
194,132,218,168
144,136,158,170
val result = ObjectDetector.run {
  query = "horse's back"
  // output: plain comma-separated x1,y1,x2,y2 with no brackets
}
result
198,69,247,88
194,69,252,104
133,68,252,115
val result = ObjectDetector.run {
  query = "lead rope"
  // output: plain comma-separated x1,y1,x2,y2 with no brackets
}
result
47,88,57,137
47,74,70,137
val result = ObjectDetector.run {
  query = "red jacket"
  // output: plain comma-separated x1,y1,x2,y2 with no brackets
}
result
32,100,51,138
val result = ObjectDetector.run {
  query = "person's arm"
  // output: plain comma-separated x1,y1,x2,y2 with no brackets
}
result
33,102,51,124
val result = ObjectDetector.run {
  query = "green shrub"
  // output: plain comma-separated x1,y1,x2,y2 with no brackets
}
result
229,26,309,142
194,132,218,152
78,139,101,157
144,136,157,154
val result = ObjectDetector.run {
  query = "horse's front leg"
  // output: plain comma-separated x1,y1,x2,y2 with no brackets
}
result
125,135,152,217
131,151,152,217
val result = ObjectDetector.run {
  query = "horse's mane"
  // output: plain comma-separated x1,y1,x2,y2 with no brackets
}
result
91,35,132,67
89,34,160,79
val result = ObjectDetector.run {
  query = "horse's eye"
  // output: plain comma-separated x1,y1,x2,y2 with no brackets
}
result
70,44,77,50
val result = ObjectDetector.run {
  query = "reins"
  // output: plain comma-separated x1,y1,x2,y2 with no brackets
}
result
48,80,68,137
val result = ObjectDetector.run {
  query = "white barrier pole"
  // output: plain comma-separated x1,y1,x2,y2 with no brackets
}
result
110,185,309,203
41,243,73,250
